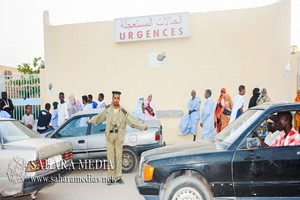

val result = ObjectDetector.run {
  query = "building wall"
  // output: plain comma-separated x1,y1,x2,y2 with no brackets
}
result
42,0,292,144
0,65,19,76
0,65,20,95
291,51,300,95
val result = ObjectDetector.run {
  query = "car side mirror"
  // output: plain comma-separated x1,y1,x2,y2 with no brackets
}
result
246,137,260,149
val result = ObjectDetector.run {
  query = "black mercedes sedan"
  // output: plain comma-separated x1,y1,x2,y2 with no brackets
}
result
136,103,300,200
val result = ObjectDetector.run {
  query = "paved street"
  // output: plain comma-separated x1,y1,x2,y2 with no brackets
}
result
5,168,144,200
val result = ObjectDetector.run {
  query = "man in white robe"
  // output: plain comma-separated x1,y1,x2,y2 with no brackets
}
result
179,90,201,141
200,89,216,139
97,93,107,109
230,85,246,124
58,92,69,127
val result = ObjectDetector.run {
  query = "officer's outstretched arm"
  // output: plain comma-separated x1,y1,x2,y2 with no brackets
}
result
88,110,106,124
125,112,146,131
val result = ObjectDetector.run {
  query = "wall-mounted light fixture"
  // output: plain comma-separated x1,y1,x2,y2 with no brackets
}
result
291,45,298,54
41,60,45,69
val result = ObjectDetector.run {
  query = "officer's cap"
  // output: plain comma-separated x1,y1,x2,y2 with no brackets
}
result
112,91,122,95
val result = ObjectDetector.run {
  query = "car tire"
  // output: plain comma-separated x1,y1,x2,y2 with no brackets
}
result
162,175,212,200
122,147,138,173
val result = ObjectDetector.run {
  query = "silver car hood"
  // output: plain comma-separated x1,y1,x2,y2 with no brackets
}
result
4,138,72,159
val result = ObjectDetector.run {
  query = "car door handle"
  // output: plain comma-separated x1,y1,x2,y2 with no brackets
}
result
78,140,85,144
297,151,300,155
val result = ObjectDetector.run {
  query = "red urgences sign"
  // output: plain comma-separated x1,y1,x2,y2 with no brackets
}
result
114,12,190,42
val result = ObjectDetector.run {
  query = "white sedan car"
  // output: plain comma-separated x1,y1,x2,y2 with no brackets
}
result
0,118,73,200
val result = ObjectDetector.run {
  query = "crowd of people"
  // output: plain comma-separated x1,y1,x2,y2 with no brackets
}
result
177,85,300,147
0,90,158,134
0,91,108,133
2,87,299,186
179,85,273,141
45,92,108,133
2,86,300,147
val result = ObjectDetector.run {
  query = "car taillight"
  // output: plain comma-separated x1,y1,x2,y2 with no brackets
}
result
40,159,46,169
27,152,72,172
62,151,73,160
155,131,161,141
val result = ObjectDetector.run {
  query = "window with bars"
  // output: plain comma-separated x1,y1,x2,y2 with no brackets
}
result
4,70,12,79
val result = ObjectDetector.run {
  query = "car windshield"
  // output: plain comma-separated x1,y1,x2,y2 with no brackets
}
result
0,120,40,144
214,109,263,148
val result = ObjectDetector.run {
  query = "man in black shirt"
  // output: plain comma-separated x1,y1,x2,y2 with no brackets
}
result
0,92,14,117
37,103,52,133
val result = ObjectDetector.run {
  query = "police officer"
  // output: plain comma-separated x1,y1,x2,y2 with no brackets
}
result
87,91,148,185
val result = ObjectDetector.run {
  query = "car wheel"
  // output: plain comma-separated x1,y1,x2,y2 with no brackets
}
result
122,148,138,173
163,175,212,200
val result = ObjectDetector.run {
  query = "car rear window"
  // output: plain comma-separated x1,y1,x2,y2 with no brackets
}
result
0,121,39,143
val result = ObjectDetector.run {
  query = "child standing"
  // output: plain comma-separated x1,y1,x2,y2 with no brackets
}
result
20,105,35,129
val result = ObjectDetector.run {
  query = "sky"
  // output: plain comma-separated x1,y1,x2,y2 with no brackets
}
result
0,0,299,67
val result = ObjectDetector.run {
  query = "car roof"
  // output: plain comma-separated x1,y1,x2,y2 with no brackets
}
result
0,118,15,121
71,108,105,117
69,107,161,127
249,102,300,110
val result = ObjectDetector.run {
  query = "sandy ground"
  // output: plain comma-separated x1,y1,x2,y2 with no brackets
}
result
4,168,144,200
